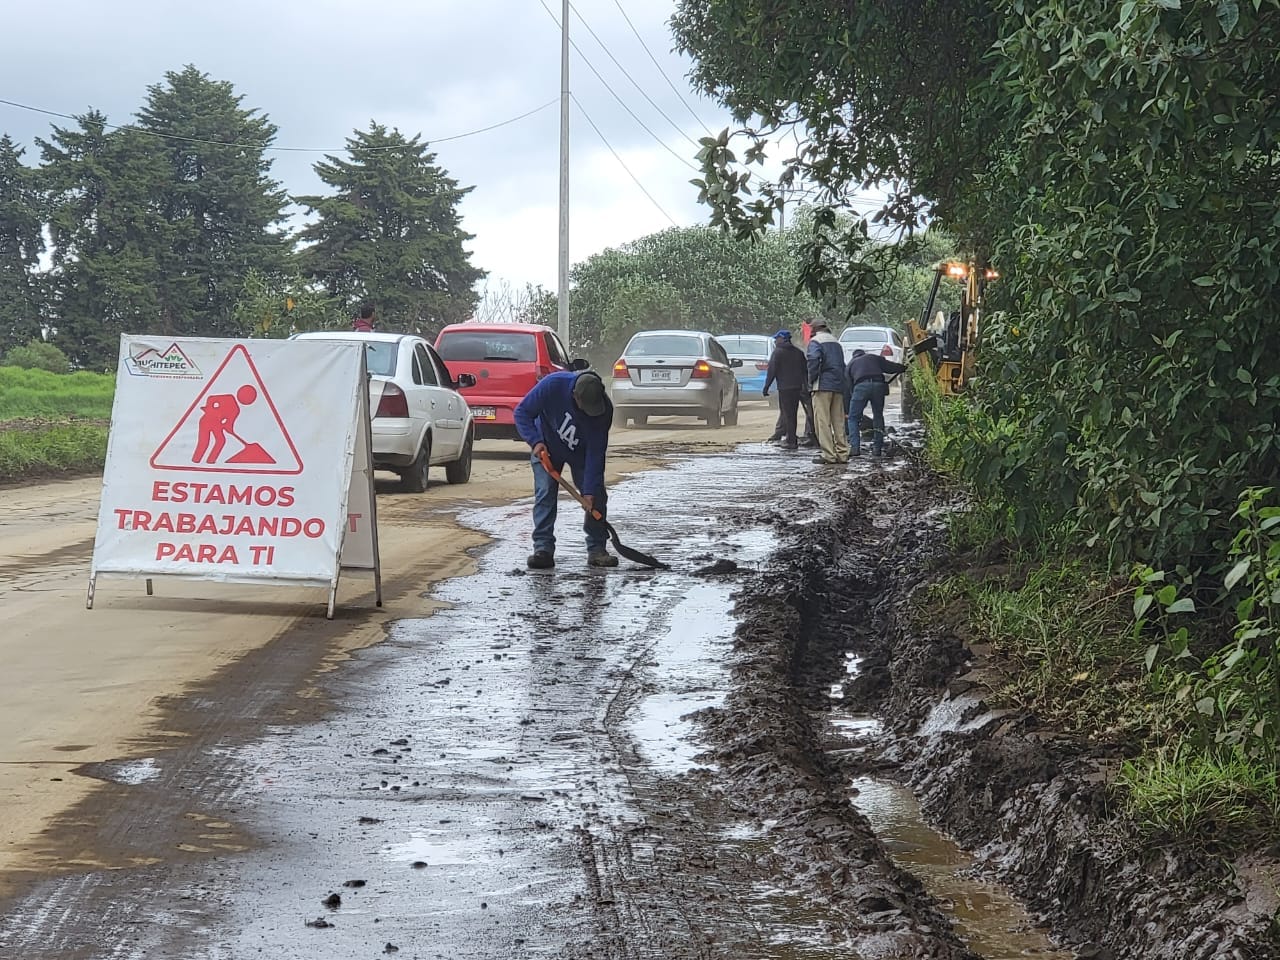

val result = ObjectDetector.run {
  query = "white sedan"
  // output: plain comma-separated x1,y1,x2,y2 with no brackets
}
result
838,325,906,366
292,332,476,492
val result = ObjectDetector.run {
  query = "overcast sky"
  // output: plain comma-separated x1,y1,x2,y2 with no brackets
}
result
0,0,746,295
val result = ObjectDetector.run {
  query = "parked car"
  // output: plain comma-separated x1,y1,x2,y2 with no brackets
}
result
838,325,906,366
611,329,742,428
291,331,476,493
714,333,775,403
434,322,588,440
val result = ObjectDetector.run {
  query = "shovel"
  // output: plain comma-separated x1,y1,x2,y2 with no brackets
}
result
537,449,668,569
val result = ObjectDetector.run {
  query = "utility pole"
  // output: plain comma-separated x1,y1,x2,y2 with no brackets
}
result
556,0,570,344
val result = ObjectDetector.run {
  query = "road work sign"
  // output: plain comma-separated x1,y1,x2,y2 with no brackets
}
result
89,337,382,618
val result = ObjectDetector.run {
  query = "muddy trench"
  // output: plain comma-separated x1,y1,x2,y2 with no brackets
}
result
2,427,1277,959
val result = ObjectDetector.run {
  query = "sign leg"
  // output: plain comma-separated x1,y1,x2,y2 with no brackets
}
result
86,576,96,610
146,578,153,596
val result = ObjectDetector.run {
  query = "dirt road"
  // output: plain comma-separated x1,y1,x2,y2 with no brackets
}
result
0,407,776,891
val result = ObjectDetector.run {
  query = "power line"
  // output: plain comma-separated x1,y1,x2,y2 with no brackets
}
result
572,93,678,228
610,0,713,137
537,0,696,172
568,0,698,147
0,96,558,153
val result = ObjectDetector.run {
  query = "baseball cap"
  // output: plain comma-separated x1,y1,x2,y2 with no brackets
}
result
773,330,791,340
572,372,607,417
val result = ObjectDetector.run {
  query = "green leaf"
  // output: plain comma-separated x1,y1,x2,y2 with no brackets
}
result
1224,558,1251,590
1192,276,1217,286
1165,597,1196,614
1217,0,1240,35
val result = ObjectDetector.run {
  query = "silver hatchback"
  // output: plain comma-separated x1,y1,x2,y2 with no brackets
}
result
610,329,742,428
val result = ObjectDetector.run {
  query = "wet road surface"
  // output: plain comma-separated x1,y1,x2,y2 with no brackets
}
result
0,404,1068,959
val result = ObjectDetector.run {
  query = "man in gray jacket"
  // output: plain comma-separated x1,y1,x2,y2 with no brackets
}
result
805,319,851,464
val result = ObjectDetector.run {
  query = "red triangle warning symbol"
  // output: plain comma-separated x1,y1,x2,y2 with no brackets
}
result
150,344,304,475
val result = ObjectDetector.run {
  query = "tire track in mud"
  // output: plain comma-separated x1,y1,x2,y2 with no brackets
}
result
810,466,1280,959
585,462,980,959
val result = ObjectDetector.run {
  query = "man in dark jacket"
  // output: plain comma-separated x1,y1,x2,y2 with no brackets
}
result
805,319,851,464
514,370,616,569
846,348,907,457
761,330,808,449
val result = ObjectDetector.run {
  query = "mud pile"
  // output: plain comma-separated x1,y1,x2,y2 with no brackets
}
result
773,463,1280,959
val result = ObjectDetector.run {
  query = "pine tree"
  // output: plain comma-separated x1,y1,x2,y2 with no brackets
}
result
0,135,46,354
296,124,484,332
137,65,291,337
40,113,171,369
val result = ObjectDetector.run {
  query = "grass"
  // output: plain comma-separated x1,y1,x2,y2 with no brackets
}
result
0,423,109,482
0,366,115,421
0,365,115,480
927,558,1156,740
1120,745,1280,843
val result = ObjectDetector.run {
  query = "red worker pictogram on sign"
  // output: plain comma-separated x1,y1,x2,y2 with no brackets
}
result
150,345,304,475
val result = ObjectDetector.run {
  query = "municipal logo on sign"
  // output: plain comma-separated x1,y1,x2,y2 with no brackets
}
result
150,344,303,475
125,341,203,379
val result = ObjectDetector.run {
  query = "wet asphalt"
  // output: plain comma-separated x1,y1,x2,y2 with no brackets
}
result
0,436,847,959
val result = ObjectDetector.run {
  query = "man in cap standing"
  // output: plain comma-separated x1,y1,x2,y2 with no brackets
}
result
514,369,617,569
805,319,852,464
761,330,808,450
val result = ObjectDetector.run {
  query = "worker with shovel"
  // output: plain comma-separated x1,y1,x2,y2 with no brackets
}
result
193,384,274,465
514,370,617,570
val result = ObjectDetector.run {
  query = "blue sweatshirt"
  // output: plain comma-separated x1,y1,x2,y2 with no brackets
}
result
513,371,612,496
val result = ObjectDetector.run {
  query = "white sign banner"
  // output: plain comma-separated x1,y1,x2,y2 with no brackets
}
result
90,336,380,615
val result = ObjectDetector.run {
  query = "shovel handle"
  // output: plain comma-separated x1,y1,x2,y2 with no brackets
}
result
538,449,605,521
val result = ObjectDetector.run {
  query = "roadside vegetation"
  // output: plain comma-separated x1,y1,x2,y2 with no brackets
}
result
677,0,1280,848
0,362,113,481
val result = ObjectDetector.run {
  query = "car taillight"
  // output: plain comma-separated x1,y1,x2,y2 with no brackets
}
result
754,362,768,371
376,382,409,418
881,345,893,357
612,359,629,379
691,359,713,379
535,363,551,381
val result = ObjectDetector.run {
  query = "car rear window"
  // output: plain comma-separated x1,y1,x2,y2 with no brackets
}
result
437,331,537,362
840,327,891,342
718,338,771,358
627,334,702,357
362,342,398,376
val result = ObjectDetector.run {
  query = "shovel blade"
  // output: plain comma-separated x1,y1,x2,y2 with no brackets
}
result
608,524,667,569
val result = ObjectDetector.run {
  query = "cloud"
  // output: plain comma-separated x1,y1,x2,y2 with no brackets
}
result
0,0,740,292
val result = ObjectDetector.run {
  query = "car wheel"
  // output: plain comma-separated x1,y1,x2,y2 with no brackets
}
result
401,433,431,493
612,407,628,429
706,404,723,428
723,404,739,427
445,430,473,484
634,413,648,426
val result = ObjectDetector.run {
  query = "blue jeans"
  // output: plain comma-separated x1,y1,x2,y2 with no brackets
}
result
848,381,888,454
531,455,609,555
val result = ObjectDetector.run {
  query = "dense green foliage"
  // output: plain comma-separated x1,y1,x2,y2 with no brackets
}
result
675,0,1280,834
2,341,70,374
296,124,483,334
0,135,45,355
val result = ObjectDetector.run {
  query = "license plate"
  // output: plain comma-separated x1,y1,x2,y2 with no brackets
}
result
643,368,676,383
473,406,497,419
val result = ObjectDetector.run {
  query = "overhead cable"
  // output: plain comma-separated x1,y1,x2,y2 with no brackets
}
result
571,93,678,228
610,0,713,136
0,96,558,153
538,0,696,172
568,0,698,147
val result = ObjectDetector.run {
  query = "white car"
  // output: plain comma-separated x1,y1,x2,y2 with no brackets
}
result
292,331,476,492
838,325,906,366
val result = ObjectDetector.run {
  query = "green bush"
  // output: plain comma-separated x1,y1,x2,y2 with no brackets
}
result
0,367,115,422
0,423,108,481
3,340,72,374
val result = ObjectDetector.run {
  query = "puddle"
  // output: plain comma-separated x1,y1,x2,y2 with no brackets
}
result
849,776,1072,959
